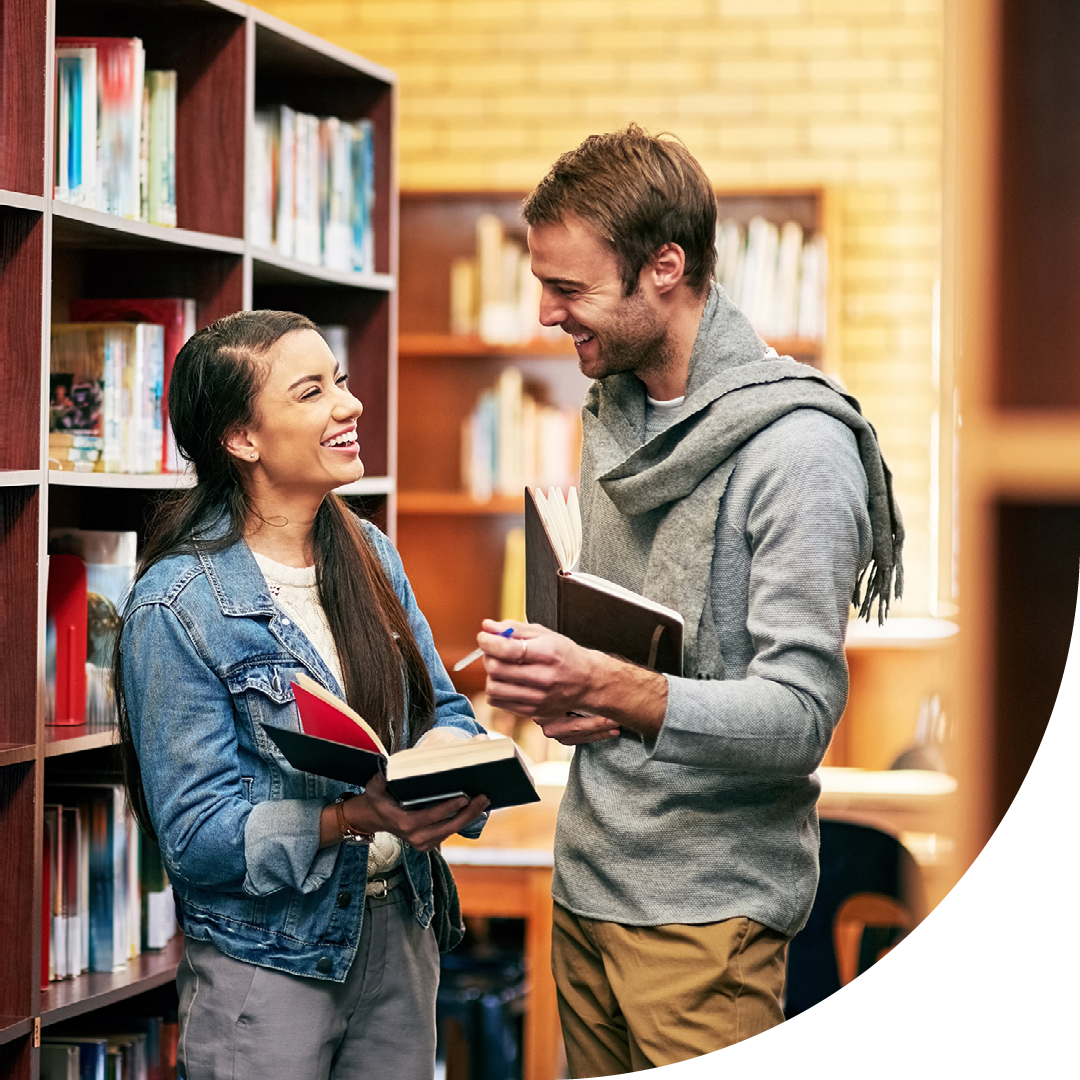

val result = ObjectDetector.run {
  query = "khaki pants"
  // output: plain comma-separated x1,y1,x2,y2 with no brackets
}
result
552,902,788,1077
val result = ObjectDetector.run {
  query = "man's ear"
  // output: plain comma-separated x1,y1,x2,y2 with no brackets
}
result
646,243,687,296
223,428,259,464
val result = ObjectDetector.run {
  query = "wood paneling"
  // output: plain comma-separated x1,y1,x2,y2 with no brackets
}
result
0,488,39,748
0,0,47,195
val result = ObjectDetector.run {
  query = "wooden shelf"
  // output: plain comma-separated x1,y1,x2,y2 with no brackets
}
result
52,202,245,255
44,724,118,758
398,491,524,515
0,744,36,768
251,249,394,292
0,471,41,488
48,471,196,490
40,935,184,1028
399,333,575,359
0,191,44,214
0,1017,33,1047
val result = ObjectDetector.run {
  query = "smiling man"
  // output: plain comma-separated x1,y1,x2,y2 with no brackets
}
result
476,125,905,1075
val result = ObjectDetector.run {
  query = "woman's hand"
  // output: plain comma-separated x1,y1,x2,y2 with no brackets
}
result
341,772,489,853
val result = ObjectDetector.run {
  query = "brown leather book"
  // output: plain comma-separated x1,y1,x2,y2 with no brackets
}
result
524,486,684,676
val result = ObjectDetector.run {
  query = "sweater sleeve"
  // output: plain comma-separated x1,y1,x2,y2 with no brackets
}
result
646,411,873,776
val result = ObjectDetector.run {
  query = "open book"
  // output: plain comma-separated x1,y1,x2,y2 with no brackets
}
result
262,673,539,811
526,486,684,675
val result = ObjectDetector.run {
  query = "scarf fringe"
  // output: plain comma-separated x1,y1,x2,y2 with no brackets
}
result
853,554,904,625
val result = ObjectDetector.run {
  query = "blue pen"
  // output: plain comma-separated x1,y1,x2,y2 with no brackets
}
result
453,626,514,671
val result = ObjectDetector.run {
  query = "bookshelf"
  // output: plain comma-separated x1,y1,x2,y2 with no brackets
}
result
0,2,398,1076
395,189,838,697
947,0,1080,873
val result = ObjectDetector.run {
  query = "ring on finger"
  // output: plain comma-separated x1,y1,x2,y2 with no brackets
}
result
516,638,529,664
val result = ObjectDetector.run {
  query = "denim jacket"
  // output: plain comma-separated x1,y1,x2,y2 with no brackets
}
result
120,517,485,982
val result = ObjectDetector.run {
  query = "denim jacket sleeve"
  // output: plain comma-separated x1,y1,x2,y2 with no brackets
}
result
122,597,339,896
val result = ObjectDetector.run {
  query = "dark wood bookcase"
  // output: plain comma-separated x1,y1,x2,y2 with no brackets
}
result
0,2,398,1074
395,189,838,696
949,0,1080,867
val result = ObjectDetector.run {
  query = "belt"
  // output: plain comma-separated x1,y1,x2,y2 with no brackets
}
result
365,869,405,899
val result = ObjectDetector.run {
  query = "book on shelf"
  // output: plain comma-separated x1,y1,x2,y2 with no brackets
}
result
48,529,138,726
714,215,827,345
451,213,562,346
251,105,375,272
70,298,196,473
461,366,582,500
51,322,165,474
43,1006,180,1080
46,553,89,726
44,783,176,978
262,673,540,811
525,485,684,676
54,37,178,227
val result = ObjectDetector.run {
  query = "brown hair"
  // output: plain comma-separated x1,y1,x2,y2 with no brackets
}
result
521,123,717,296
115,310,435,837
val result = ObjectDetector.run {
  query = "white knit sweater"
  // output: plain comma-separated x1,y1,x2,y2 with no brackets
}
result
251,551,402,876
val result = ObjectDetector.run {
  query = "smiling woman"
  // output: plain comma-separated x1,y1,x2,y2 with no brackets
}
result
111,310,490,1080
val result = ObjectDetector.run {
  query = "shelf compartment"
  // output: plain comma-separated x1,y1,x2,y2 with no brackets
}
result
40,934,184,1028
49,471,195,490
253,13,395,278
0,209,44,471
55,0,247,239
398,492,525,515
44,724,118,758
0,487,39,748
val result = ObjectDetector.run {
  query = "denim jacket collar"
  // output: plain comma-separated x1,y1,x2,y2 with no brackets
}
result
191,514,343,696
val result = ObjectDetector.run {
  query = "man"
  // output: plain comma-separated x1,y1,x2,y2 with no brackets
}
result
477,125,902,1075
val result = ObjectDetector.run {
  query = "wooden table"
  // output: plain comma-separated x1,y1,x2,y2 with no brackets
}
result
442,779,563,1080
442,763,957,1080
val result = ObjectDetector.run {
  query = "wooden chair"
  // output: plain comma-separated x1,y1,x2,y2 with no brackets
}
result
833,891,913,987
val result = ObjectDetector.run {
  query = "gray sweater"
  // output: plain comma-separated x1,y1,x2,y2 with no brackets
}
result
551,297,878,936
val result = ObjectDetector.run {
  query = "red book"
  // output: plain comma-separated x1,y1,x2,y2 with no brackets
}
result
70,298,196,472
291,673,386,754
47,553,88,725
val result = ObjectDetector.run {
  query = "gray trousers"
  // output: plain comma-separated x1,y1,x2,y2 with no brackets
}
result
175,888,440,1080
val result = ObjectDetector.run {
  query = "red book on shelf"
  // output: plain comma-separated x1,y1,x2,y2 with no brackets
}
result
70,298,196,472
47,553,88,725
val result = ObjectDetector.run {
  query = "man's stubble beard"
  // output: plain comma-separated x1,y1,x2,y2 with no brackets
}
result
581,287,674,384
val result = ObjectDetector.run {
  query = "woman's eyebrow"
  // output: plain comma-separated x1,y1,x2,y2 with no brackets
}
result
286,372,325,392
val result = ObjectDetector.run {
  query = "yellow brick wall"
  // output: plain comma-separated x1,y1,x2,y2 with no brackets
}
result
257,0,944,618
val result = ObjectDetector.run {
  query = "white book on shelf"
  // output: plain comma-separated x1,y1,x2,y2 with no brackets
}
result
250,110,275,249
741,216,779,335
276,105,296,258
146,70,177,227
715,219,743,299
293,111,321,265
351,118,375,272
773,220,804,340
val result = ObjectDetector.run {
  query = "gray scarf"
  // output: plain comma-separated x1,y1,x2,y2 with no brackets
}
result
578,284,904,679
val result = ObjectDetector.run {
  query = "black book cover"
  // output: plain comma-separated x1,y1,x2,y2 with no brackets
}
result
262,725,540,812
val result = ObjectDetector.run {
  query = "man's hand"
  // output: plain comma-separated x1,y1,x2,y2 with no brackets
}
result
476,618,668,742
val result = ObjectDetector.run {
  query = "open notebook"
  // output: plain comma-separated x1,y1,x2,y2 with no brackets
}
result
526,486,684,675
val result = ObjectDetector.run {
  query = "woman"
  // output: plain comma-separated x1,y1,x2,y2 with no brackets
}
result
115,310,489,1080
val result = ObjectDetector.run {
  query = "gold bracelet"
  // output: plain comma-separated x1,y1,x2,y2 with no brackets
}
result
334,793,374,845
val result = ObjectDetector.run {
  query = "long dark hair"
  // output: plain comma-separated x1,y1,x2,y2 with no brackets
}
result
115,310,435,837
